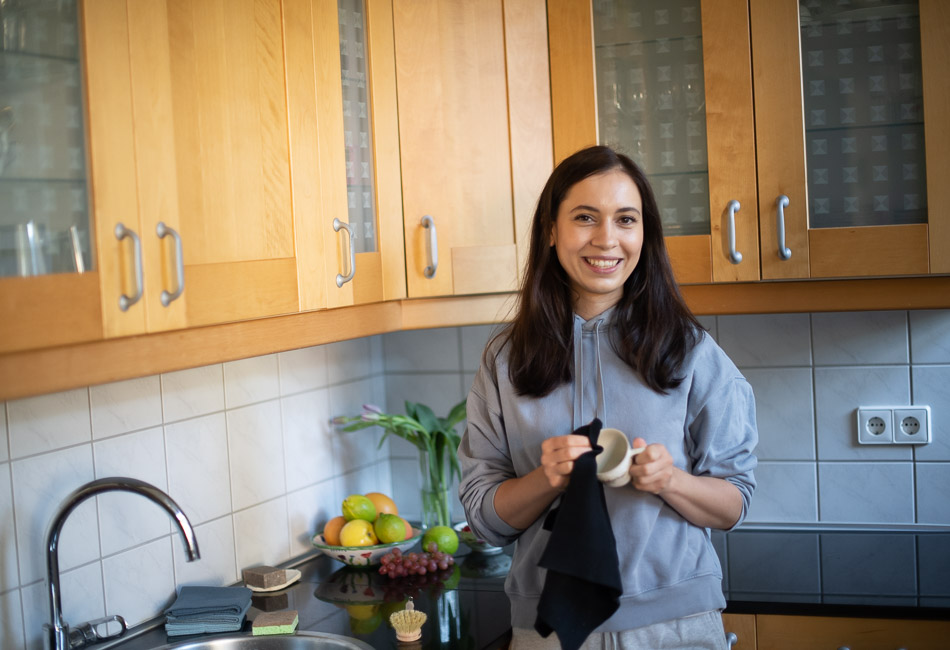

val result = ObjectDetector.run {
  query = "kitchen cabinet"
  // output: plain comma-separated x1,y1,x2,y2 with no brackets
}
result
394,0,553,298
722,613,756,649
547,0,950,284
284,0,406,309
755,614,950,650
0,0,407,355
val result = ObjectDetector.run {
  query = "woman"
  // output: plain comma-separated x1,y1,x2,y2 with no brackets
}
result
457,146,757,649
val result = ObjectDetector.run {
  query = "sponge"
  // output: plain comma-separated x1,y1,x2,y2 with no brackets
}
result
243,566,287,590
251,610,298,636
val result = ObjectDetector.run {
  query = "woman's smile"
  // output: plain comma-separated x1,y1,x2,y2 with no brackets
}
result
550,169,644,319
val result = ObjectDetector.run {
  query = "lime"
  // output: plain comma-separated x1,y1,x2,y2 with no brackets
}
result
341,494,377,522
421,525,459,555
374,513,408,543
339,519,378,547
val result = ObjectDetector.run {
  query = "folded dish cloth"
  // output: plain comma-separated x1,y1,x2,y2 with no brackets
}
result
164,586,253,636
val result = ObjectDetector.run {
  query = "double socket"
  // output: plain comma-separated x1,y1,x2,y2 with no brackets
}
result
856,406,932,445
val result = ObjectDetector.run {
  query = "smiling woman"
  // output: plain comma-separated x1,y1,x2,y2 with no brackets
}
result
458,145,758,650
550,169,644,320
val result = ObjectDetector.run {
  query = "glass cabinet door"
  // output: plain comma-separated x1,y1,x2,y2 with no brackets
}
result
593,0,710,238
550,0,760,283
0,0,92,277
339,0,378,255
753,0,946,279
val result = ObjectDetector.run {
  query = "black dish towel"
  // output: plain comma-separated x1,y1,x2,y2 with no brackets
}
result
534,418,623,650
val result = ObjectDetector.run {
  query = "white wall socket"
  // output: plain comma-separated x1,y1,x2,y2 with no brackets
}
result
856,406,931,445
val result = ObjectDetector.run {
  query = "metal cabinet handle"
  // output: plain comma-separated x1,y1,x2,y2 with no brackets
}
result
726,200,742,264
114,223,143,311
156,222,185,306
776,194,792,260
333,218,355,287
725,632,738,649
422,214,438,278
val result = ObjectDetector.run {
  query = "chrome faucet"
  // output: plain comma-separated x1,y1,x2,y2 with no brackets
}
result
44,477,201,650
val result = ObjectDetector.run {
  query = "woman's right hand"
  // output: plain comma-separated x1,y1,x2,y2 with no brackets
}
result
540,435,593,490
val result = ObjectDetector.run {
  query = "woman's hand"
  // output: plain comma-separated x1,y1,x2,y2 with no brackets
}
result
629,437,673,494
540,434,592,490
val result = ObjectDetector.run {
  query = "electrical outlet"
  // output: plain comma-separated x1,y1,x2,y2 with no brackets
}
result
856,408,892,444
893,406,931,444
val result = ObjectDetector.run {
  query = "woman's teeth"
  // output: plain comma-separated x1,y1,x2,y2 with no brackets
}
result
586,258,620,269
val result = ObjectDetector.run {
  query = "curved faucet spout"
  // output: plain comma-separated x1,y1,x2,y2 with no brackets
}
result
45,477,200,650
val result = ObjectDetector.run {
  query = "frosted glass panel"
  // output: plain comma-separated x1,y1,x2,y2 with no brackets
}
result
338,0,377,254
0,0,92,276
800,0,927,228
593,0,710,237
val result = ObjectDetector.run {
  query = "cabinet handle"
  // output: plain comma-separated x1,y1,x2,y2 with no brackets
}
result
422,214,438,278
156,222,185,307
114,223,143,311
333,218,356,287
726,200,742,264
725,632,738,648
776,194,792,260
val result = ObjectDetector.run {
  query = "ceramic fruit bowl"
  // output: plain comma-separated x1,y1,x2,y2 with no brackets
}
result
312,528,422,567
453,521,503,555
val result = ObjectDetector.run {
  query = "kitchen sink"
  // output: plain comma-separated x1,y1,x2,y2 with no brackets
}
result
148,631,374,650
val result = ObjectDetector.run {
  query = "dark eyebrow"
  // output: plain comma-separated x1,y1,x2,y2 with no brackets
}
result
569,204,641,214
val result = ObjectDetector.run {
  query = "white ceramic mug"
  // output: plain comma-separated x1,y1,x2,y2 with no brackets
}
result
595,428,645,487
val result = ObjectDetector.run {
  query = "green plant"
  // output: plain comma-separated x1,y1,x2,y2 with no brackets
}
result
333,400,467,527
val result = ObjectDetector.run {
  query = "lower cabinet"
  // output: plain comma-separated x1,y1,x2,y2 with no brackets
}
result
724,613,950,650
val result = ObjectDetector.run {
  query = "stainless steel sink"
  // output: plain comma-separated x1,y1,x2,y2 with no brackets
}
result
149,631,374,650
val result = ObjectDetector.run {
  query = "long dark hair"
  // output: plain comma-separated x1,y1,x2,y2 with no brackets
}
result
500,145,702,396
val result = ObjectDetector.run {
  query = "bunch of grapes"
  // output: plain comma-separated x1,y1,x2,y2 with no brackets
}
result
378,543,455,578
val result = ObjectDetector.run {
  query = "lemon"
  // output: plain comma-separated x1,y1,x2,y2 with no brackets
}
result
339,519,378,547
365,492,399,516
341,494,376,522
421,525,459,555
374,513,408,543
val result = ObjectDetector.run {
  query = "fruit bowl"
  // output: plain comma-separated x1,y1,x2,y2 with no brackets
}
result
312,528,423,567
453,521,503,555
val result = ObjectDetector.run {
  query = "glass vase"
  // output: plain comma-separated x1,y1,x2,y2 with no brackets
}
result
418,449,452,529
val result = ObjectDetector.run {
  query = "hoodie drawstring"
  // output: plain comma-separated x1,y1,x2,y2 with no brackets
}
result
572,316,608,430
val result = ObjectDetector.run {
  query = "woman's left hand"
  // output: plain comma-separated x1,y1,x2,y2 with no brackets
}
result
628,437,674,494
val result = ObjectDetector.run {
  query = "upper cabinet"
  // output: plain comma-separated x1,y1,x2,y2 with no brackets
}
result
752,0,949,279
284,0,406,309
394,0,553,298
548,0,949,283
0,0,406,355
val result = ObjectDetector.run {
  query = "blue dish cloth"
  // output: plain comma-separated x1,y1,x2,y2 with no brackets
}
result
164,586,252,636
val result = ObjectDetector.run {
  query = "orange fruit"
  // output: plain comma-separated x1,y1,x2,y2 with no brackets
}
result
342,494,376,522
374,513,407,543
399,516,413,539
323,515,347,546
339,519,378,547
421,525,458,554
365,492,398,516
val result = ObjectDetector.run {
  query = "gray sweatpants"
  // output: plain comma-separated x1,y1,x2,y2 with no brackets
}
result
510,610,727,650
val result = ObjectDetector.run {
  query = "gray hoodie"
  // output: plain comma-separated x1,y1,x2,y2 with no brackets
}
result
457,307,758,632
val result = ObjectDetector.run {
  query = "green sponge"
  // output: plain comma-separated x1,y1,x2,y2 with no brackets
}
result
252,610,299,636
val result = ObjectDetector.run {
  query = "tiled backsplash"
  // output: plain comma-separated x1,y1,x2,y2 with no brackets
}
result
1,309,949,648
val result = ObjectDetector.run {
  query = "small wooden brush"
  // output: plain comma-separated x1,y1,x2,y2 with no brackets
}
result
389,598,426,642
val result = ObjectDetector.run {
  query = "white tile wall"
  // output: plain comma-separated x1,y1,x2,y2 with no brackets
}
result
1,309,949,650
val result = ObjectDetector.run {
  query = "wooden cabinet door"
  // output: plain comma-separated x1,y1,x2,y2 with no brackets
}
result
722,613,756,650
751,0,950,279
756,614,950,650
394,0,551,298
284,0,406,310
548,0,759,285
